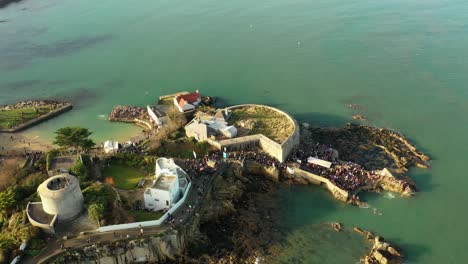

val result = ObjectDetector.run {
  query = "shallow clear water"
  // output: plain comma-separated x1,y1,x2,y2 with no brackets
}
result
1,0,468,263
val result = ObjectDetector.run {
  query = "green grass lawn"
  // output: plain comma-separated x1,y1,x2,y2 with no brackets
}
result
102,164,144,190
157,140,211,159
229,106,294,142
0,107,50,129
129,210,164,222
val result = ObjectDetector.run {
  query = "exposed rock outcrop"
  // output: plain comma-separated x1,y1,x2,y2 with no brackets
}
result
353,228,404,264
305,124,430,173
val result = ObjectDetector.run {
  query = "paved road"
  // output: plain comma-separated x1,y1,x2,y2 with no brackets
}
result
23,161,225,264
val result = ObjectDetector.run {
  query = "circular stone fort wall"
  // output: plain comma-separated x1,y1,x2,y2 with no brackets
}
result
226,104,300,162
37,173,84,222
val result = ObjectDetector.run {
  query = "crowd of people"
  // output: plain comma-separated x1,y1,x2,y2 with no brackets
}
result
289,144,380,191
108,105,150,122
227,149,287,170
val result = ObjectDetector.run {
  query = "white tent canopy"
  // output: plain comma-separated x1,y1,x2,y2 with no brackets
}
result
307,157,332,168
104,140,119,154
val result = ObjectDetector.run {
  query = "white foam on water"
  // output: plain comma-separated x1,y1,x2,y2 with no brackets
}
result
385,192,396,199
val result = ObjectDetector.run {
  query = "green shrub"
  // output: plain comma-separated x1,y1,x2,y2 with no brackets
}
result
0,187,17,212
88,202,104,224
0,235,14,250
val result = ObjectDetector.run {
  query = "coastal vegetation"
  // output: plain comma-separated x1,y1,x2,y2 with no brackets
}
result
53,127,95,152
229,106,294,143
128,210,164,222
70,156,92,184
0,154,48,262
82,183,116,226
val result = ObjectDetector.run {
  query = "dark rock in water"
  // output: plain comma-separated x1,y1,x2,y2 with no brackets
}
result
352,115,367,121
331,222,342,232
364,236,404,264
201,96,215,106
353,228,404,264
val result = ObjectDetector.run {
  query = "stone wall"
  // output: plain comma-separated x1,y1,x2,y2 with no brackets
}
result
25,202,57,234
0,103,72,133
206,104,300,162
292,168,349,202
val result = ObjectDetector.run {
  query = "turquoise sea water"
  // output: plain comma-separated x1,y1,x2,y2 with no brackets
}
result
1,0,468,263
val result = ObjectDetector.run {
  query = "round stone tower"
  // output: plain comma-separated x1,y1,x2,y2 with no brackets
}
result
37,173,84,222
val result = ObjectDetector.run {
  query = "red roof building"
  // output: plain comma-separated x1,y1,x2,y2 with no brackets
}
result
174,91,201,112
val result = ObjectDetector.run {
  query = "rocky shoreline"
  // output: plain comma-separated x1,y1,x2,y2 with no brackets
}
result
45,157,412,264
43,122,429,263
304,123,430,173
0,100,69,111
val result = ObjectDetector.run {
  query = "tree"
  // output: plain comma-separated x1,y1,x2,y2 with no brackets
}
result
53,127,95,152
88,203,104,225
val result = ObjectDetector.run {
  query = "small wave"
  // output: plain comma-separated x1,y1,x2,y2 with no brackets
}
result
98,114,106,119
385,192,395,199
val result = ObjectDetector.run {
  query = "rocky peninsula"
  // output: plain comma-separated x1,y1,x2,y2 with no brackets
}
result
4,98,429,264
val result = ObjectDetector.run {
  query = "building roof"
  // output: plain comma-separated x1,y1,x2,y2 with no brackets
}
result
186,120,209,137
175,92,200,107
149,106,166,118
153,175,177,191
214,109,231,121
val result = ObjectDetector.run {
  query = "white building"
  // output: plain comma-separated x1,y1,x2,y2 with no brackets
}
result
103,140,119,154
147,105,167,126
144,158,188,211
185,108,237,141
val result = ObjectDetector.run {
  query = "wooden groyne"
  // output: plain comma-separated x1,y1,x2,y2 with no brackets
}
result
0,103,73,133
